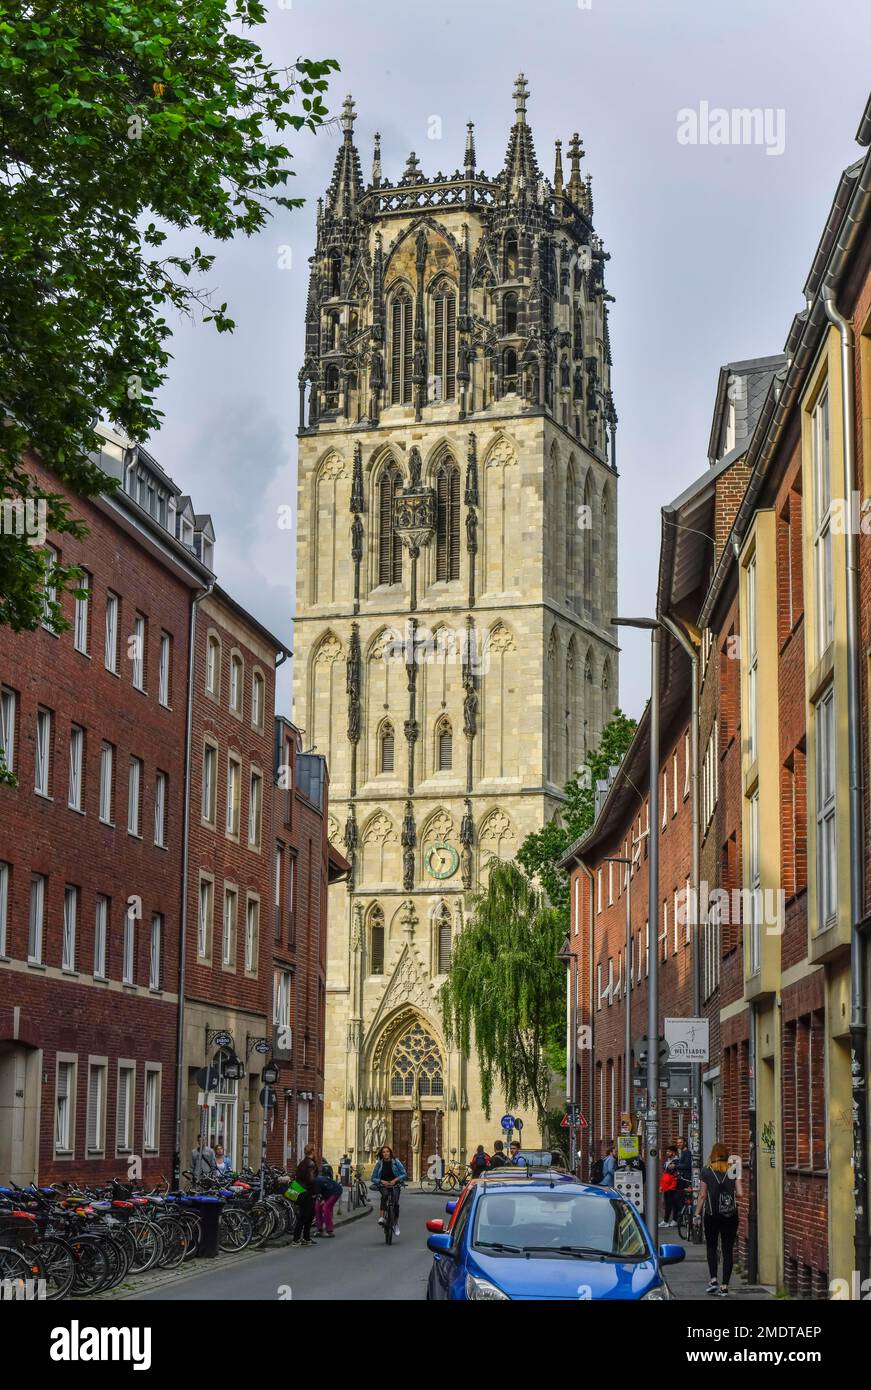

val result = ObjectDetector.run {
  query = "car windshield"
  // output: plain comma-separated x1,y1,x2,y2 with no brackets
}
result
472,1189,649,1259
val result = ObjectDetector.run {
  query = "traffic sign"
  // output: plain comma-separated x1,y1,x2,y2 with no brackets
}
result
514,1118,523,1131
501,1114,515,1131
634,1035,670,1067
195,1066,221,1091
259,1085,277,1109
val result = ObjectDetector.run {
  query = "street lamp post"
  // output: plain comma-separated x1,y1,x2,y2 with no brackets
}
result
613,617,661,1240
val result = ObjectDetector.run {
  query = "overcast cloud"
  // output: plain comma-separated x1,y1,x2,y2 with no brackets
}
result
149,0,871,721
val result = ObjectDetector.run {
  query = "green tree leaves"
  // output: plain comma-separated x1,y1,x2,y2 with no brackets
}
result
439,860,566,1122
0,0,338,629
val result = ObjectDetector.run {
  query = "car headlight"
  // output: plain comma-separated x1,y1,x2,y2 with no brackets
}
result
641,1282,672,1301
466,1273,510,1301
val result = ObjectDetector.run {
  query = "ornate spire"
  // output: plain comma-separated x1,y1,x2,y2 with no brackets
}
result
371,131,382,187
502,73,539,200
553,138,564,195
402,150,423,184
464,122,476,179
567,131,585,205
325,94,364,217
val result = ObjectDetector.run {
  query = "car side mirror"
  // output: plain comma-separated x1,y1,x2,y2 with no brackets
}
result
445,1199,458,1215
659,1244,686,1266
427,1232,454,1257
426,1218,445,1233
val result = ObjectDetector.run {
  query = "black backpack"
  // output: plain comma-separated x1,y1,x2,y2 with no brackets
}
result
589,1157,605,1184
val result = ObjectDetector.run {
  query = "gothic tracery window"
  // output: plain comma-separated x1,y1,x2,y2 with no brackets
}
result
435,458,460,581
378,464,403,586
502,348,518,395
324,364,340,411
503,291,518,336
431,280,457,402
390,1022,444,1098
390,289,413,404
504,233,519,279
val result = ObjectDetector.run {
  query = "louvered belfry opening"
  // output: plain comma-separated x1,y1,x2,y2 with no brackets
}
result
378,465,403,585
437,719,453,770
390,290,413,403
380,721,395,773
435,459,460,581
432,281,457,401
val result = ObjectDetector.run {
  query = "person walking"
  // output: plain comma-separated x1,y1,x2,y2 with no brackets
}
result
674,1135,693,1229
291,1142,320,1248
659,1148,679,1226
470,1144,490,1178
191,1139,217,1181
696,1142,742,1296
601,1142,617,1188
314,1156,343,1238
488,1140,509,1169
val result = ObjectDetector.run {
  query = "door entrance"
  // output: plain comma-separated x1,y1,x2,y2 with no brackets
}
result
0,1043,40,1184
392,1111,412,1176
391,1109,441,1181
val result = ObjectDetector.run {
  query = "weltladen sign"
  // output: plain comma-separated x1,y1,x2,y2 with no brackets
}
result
664,1017,709,1063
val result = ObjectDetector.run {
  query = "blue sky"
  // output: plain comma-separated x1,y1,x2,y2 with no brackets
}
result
149,0,871,720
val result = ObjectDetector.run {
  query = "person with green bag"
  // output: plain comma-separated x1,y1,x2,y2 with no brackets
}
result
291,1143,320,1247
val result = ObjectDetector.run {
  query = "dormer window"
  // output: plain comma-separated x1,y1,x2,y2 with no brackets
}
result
180,516,194,547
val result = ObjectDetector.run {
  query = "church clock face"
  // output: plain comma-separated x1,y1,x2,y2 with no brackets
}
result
426,841,459,880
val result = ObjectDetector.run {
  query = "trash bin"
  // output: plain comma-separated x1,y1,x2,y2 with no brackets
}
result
183,1194,222,1258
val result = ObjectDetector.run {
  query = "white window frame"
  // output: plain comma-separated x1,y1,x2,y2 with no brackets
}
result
132,613,146,691
63,884,78,971
149,914,162,991
94,895,108,978
273,968,292,1028
127,756,142,836
86,1059,107,1154
815,685,837,930
116,1062,136,1155
245,896,259,975
42,544,59,629
248,769,262,849
229,654,243,716
0,861,7,957
74,572,90,654
154,770,167,847
105,592,119,673
35,706,51,796
226,754,240,837
122,906,136,985
197,877,213,960
812,388,834,660
252,671,264,731
205,634,221,696
28,872,46,963
55,1057,77,1154
222,885,237,968
202,742,217,825
0,685,15,775
158,632,171,707
99,741,114,824
68,724,84,811
143,1066,161,1152
748,789,761,975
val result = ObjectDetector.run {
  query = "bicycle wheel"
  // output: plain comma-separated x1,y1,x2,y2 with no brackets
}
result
0,1244,42,1290
249,1202,276,1247
384,1201,393,1245
69,1237,110,1294
155,1216,188,1270
419,1179,439,1194
218,1208,253,1253
38,1236,76,1301
441,1170,459,1191
677,1206,690,1241
128,1218,163,1274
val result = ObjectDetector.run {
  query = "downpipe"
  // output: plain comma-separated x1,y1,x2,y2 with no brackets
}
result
822,286,869,1287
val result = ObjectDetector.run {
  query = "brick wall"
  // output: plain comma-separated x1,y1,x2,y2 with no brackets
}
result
0,456,199,1183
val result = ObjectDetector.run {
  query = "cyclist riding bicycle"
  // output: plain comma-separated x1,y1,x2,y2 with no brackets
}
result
371,1145,407,1238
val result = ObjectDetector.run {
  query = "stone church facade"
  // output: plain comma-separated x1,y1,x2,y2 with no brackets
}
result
293,77,618,1179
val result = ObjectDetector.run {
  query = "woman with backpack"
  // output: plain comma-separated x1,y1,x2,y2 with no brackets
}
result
314,1155,343,1238
291,1143,320,1248
695,1142,742,1296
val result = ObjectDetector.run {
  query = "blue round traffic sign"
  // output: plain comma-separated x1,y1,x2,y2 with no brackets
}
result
501,1114,515,1131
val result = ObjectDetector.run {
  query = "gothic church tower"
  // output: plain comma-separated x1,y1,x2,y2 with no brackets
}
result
293,77,618,1175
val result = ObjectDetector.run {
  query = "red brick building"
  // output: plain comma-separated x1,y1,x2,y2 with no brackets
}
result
0,432,210,1184
269,717,348,1170
179,586,289,1175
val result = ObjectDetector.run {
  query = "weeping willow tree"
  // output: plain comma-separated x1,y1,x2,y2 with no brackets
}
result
439,860,565,1123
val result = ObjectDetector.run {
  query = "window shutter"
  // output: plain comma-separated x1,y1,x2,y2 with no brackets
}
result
449,465,460,579
434,293,444,401
438,725,452,770
372,924,385,974
436,469,448,581
381,725,395,773
438,912,452,973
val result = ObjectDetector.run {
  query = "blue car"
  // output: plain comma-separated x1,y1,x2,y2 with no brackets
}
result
425,1171,684,1301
